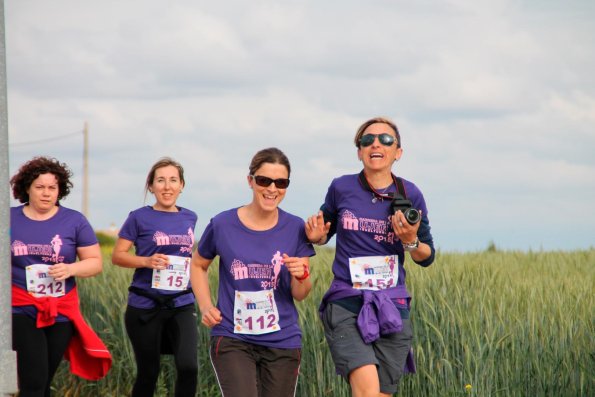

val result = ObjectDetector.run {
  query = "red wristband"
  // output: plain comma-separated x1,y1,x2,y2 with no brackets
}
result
295,265,310,282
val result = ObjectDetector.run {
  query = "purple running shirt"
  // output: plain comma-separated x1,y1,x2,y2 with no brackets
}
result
118,206,197,309
324,174,429,294
10,205,98,319
198,207,315,349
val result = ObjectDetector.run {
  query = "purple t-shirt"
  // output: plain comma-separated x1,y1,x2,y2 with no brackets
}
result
198,207,315,349
324,174,429,292
118,206,197,309
10,205,98,319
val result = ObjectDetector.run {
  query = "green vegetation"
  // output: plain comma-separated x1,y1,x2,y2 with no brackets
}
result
51,246,594,396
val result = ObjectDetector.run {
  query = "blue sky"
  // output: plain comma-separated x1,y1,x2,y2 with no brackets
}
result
5,0,595,251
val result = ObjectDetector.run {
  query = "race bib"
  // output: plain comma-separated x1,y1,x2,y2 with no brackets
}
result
233,289,281,335
25,264,65,297
152,255,191,291
349,255,398,291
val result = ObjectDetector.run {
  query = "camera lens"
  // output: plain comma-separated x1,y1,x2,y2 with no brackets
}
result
404,208,421,225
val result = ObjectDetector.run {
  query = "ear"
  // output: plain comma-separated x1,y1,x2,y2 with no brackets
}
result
357,148,362,161
247,175,253,188
395,147,403,162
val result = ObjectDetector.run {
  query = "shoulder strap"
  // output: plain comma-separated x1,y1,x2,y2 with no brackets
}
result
394,176,407,199
358,170,406,199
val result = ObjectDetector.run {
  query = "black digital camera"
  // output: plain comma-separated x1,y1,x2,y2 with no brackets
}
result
390,196,421,225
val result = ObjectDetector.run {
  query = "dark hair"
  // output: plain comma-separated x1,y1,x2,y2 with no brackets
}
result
354,117,401,149
10,156,73,203
144,157,186,196
248,147,291,177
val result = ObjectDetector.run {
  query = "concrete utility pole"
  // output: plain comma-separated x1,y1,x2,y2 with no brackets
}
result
0,0,20,395
82,121,88,218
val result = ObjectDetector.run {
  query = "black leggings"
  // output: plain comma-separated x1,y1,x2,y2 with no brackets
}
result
125,304,198,397
12,314,74,397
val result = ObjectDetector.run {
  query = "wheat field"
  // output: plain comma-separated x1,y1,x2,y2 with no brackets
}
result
48,243,594,396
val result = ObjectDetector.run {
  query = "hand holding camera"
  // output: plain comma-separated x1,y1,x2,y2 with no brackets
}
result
390,195,421,225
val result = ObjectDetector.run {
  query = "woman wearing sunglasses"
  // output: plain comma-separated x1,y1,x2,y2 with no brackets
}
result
306,117,435,396
190,147,315,397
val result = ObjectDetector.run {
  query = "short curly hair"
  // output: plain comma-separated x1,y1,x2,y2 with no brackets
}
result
10,156,73,203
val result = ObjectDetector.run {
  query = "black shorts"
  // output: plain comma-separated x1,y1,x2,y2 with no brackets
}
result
210,336,301,397
322,302,413,394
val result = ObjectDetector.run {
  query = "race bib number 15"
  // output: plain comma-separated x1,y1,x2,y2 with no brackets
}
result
152,255,191,291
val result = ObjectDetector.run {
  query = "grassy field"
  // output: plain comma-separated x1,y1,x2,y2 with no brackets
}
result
49,244,594,396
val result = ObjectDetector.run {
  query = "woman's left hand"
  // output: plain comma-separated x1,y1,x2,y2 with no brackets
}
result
282,254,308,279
48,263,74,281
391,210,421,244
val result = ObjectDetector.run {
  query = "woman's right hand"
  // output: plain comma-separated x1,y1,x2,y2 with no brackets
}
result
305,211,331,244
145,254,169,270
201,306,222,328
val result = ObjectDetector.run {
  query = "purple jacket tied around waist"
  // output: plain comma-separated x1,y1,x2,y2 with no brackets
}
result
319,278,416,374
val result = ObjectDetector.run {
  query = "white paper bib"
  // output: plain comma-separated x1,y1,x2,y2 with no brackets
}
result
25,264,65,297
233,289,281,335
152,255,191,291
349,255,398,291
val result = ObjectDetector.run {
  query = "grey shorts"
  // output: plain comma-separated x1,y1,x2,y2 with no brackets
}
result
322,302,413,394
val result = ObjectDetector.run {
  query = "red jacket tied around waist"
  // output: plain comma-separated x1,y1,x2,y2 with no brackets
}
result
12,285,112,380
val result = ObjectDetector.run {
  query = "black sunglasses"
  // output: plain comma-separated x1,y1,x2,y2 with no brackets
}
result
359,133,397,148
250,175,290,189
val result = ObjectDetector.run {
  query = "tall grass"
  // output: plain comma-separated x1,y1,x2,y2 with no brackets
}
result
49,246,594,396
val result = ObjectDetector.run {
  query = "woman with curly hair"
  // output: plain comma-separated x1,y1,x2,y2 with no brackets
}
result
10,156,111,397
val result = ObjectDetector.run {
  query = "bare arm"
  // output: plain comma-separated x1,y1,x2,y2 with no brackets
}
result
284,255,312,301
111,237,168,270
190,250,221,327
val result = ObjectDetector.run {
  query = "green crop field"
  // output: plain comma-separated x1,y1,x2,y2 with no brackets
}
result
49,243,594,396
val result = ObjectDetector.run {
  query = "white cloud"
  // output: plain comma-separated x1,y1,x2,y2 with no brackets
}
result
5,0,595,251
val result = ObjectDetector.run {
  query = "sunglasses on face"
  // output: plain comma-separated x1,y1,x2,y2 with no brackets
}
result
250,175,290,189
359,133,397,148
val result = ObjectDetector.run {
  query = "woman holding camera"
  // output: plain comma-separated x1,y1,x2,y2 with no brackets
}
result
306,117,435,396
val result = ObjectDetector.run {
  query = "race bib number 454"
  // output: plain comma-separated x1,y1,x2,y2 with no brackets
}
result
349,255,398,291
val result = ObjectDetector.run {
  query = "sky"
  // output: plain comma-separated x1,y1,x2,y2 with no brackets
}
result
4,0,595,252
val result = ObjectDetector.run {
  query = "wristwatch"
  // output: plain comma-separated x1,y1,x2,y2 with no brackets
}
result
402,237,419,252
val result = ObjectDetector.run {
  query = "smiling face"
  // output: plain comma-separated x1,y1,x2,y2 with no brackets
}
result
248,162,289,213
150,165,184,212
357,122,403,172
27,173,59,213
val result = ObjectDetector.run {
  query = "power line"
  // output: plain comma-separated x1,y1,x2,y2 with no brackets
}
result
9,130,82,147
